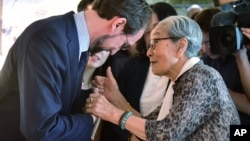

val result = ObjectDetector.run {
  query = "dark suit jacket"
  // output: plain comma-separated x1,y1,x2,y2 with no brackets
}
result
0,12,93,141
100,55,150,141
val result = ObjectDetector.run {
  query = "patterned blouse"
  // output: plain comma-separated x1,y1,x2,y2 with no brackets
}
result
145,62,240,141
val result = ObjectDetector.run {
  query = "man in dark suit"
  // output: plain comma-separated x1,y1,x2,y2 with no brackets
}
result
0,0,152,140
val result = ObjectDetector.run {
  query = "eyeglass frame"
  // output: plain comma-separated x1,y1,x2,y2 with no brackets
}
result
147,37,178,50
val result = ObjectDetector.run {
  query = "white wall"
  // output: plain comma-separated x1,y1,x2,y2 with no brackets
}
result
1,0,81,70
2,0,80,50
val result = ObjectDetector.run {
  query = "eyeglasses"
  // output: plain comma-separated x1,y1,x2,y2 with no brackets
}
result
120,34,130,50
147,37,177,50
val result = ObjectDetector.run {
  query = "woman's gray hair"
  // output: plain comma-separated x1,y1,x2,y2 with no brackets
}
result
157,16,202,58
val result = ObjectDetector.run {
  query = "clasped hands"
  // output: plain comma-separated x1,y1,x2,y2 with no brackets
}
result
84,67,121,121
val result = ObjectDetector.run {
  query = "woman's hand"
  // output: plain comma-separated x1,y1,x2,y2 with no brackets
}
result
92,67,122,103
92,75,106,94
84,92,124,125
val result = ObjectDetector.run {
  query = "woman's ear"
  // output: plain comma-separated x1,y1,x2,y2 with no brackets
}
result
176,38,188,57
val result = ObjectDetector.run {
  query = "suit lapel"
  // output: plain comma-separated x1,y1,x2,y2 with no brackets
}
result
63,12,88,102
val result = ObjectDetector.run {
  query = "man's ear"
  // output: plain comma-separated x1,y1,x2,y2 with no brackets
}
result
111,17,127,33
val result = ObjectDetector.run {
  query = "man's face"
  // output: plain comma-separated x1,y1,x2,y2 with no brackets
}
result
89,34,125,55
90,29,145,55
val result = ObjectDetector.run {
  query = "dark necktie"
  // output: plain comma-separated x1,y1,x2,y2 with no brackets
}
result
78,51,89,90
71,51,89,113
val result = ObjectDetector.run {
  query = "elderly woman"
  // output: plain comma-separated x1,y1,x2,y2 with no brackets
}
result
85,16,240,141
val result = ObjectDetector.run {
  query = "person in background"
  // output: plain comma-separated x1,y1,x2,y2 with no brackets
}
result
203,10,250,124
96,48,131,79
86,16,240,141
240,27,250,94
77,0,94,11
72,50,110,113
186,4,202,19
72,49,110,141
0,0,152,140
194,7,221,57
99,2,177,141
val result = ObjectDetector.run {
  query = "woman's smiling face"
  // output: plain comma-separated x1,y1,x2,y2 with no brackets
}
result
147,27,180,76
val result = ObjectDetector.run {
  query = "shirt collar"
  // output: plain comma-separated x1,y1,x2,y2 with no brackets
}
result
73,11,90,59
